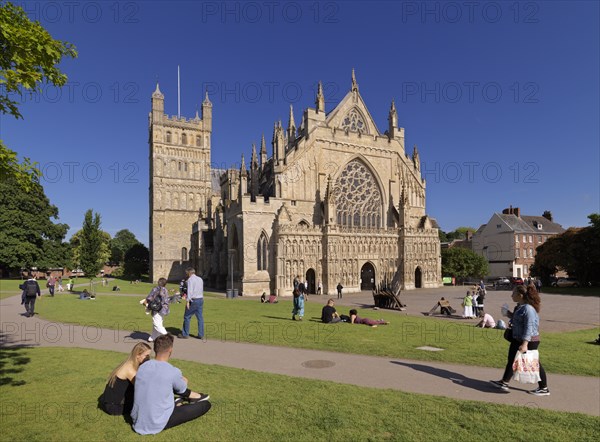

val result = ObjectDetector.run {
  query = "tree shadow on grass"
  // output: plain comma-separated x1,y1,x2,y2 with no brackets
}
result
0,332,31,387
390,360,505,394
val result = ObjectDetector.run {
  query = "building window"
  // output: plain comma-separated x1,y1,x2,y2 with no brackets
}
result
182,247,188,261
334,159,382,229
166,131,172,143
196,135,201,147
182,133,187,145
529,249,533,258
524,264,528,275
528,235,533,243
515,248,520,258
496,224,501,229
340,108,368,133
538,235,542,242
178,162,182,171
515,235,519,243
257,234,268,271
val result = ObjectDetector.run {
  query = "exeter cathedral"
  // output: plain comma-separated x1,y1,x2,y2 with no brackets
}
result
149,71,441,295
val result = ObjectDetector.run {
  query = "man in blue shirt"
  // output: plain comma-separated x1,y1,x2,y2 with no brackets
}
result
131,334,211,435
178,268,205,340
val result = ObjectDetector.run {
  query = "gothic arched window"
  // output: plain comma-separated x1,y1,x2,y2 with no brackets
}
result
257,233,268,270
334,159,382,229
196,135,201,147
182,247,188,261
341,108,368,133
166,131,172,143
182,133,187,145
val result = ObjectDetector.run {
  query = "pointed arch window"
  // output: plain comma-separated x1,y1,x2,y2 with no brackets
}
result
182,247,188,262
341,108,368,133
257,233,268,271
182,133,187,145
196,135,201,147
334,159,382,229
166,131,172,143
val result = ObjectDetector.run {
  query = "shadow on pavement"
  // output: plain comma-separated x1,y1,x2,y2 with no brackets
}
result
390,360,503,394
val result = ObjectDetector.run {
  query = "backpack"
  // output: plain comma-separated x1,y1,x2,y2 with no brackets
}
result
148,287,166,312
24,280,38,297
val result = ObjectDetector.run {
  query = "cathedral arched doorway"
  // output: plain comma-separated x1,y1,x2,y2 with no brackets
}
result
305,269,316,294
415,267,422,288
360,262,375,290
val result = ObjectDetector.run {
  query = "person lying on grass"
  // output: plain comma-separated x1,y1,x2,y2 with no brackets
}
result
131,334,211,435
100,342,152,416
348,309,390,327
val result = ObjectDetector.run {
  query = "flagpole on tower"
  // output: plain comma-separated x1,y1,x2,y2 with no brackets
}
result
177,65,181,118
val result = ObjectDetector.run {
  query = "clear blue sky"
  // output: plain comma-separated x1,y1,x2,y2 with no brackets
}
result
2,1,599,245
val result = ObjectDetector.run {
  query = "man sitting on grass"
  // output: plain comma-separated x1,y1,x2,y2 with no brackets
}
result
321,299,342,323
131,334,211,435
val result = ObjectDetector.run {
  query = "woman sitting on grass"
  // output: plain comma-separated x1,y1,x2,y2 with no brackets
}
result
100,342,152,415
349,309,390,327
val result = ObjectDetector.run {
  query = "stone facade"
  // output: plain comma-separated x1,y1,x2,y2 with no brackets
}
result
150,72,442,294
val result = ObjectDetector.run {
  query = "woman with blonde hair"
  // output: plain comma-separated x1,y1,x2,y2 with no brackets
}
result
490,284,550,396
100,342,152,415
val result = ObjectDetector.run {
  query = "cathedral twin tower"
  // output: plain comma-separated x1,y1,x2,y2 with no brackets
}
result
149,72,441,295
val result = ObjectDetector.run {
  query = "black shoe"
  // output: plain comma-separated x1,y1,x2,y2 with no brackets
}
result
195,335,204,340
490,380,509,391
177,333,189,339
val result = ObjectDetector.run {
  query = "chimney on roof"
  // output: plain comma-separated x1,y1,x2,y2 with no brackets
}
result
502,206,520,217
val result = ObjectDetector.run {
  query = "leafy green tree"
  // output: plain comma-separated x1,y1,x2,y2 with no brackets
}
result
123,243,149,279
110,229,140,264
0,2,77,119
70,228,110,269
441,247,489,279
0,141,40,192
532,214,600,285
77,210,105,279
0,172,69,273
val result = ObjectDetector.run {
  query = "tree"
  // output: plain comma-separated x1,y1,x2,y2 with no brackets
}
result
0,171,69,273
77,210,104,278
70,228,111,270
0,2,77,119
110,229,140,264
0,141,40,192
123,243,149,279
442,247,489,279
439,227,476,242
532,214,600,285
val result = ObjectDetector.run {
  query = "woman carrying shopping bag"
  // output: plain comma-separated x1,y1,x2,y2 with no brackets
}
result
490,284,550,396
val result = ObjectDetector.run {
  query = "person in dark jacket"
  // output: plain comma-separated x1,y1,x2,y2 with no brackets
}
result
19,273,41,317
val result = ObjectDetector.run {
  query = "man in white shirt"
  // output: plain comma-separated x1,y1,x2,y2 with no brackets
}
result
178,268,205,340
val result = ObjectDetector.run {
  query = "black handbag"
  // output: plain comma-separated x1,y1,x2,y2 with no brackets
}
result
503,328,513,342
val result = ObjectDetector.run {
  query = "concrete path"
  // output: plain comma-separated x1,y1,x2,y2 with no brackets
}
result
1,292,598,417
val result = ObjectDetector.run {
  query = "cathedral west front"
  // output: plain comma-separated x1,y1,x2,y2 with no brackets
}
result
149,71,441,295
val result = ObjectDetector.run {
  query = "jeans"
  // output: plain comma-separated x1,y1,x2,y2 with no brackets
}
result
48,285,55,296
292,296,305,317
182,298,204,338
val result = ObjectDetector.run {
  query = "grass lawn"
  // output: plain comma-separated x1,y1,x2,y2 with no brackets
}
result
30,295,600,377
0,347,598,442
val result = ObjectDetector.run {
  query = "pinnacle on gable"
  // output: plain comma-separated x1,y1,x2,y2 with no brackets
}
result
351,68,359,92
203,89,212,106
152,82,164,98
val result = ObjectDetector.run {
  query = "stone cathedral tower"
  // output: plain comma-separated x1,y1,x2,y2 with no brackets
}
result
148,84,213,281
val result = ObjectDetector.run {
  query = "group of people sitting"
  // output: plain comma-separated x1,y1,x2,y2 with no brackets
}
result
320,299,390,327
99,334,211,435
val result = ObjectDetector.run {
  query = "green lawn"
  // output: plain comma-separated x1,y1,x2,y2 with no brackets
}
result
28,295,600,377
0,347,597,442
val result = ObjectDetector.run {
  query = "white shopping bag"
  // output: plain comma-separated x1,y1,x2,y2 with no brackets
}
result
512,350,542,384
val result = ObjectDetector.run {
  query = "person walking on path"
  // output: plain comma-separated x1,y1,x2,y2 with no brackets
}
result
20,273,41,317
131,334,211,435
291,286,306,321
490,284,550,396
337,282,343,299
142,278,170,342
46,275,56,296
178,268,205,340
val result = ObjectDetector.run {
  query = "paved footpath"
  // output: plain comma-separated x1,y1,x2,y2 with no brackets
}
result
1,293,598,417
